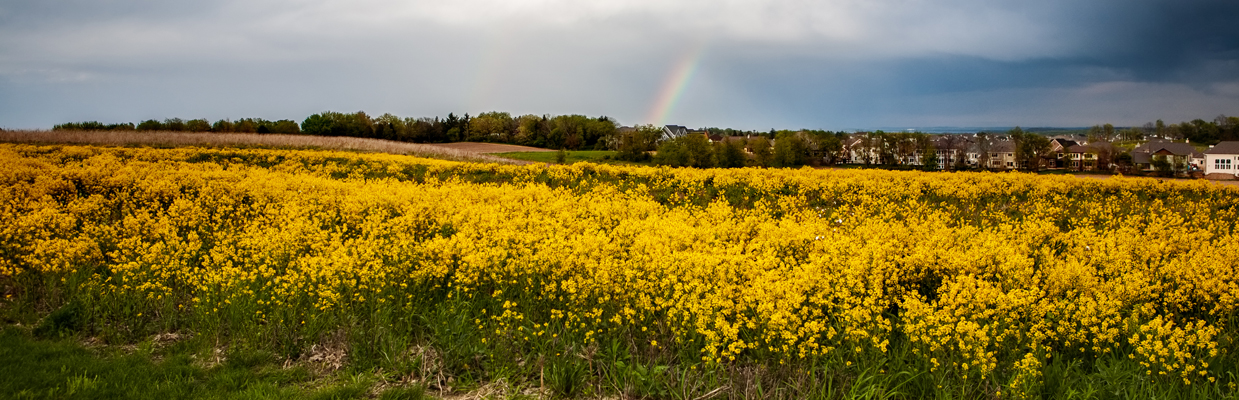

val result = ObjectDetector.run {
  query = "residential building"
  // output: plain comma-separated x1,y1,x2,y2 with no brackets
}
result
1131,140,1201,171
1061,142,1117,171
662,125,688,141
1048,138,1080,168
987,141,1017,169
1204,142,1239,178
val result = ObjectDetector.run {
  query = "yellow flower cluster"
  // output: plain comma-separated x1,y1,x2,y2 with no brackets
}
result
1129,315,1219,385
2,144,1236,386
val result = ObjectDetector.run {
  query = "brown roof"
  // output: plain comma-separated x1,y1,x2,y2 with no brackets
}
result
1205,141,1239,155
989,141,1014,152
1133,140,1197,156
1065,142,1117,154
1051,138,1079,151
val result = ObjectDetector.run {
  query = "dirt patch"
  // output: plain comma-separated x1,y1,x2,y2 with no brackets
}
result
1205,173,1238,181
426,142,555,154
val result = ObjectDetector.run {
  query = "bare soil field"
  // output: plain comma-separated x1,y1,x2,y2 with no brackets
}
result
0,130,522,164
425,142,556,153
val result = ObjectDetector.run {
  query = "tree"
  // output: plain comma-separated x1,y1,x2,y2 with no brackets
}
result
615,125,661,162
1115,152,1134,173
443,113,462,142
654,134,713,168
1010,127,1051,171
53,121,133,131
514,115,544,146
301,113,334,136
261,119,295,134
163,118,186,131
1087,124,1116,143
233,118,259,133
815,131,847,165
1092,142,1117,172
408,117,445,142
468,112,513,142
857,132,877,165
888,132,915,165
1152,156,1173,177
921,139,939,171
749,136,773,167
938,134,965,170
212,119,235,132
976,132,993,170
714,138,747,168
772,132,808,168
373,113,403,140
875,131,898,165
136,119,163,131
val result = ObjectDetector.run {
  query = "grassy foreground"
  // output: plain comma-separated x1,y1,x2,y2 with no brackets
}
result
0,327,430,400
3,143,1239,399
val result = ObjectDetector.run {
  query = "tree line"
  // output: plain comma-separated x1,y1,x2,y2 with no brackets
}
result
1084,115,1239,145
610,126,850,169
55,111,621,151
300,111,618,150
50,112,1237,171
54,118,301,134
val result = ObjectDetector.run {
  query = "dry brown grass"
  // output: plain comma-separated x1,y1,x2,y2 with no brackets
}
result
430,142,557,153
0,130,525,164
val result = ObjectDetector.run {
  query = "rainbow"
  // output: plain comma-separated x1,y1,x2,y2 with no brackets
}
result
646,42,708,126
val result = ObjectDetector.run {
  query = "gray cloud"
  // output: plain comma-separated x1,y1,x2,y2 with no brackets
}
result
1,0,1236,130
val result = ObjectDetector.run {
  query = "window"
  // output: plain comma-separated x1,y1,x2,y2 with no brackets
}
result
1217,158,1233,170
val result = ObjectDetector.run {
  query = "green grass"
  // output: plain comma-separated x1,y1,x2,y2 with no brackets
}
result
0,327,431,400
492,150,645,165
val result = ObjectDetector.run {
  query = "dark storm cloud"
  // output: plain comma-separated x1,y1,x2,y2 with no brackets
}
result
1065,0,1239,84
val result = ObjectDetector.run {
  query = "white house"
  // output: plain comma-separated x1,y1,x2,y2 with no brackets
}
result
1204,142,1239,178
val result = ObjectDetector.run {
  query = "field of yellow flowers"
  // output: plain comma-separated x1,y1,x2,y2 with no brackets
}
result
2,143,1238,399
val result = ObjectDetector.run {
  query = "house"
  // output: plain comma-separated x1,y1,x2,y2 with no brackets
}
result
925,135,974,169
1061,142,1117,171
841,136,861,164
1204,141,1239,178
1131,140,1201,171
662,125,689,141
1049,138,1080,153
844,135,880,164
1048,138,1080,168
987,141,1017,169
721,135,753,154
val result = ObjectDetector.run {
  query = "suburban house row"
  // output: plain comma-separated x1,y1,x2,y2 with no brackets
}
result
658,124,1239,178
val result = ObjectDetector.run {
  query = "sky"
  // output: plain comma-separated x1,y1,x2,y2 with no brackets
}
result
2,0,1238,131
